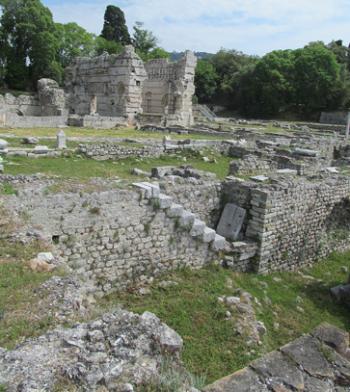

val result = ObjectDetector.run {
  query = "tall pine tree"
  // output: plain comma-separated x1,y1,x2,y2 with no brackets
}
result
101,5,131,45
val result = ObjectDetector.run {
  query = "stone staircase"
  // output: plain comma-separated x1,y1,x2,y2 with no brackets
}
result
193,104,217,122
133,182,227,252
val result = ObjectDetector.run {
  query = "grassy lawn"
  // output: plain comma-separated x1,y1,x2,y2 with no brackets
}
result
0,239,55,349
99,253,350,383
0,127,231,141
4,151,232,180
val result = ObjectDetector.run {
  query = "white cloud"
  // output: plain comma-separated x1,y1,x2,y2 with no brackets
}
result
45,0,350,55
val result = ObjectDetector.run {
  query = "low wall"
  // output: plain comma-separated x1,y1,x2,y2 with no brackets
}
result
4,185,217,293
78,143,163,160
0,92,41,116
68,115,128,129
0,112,67,128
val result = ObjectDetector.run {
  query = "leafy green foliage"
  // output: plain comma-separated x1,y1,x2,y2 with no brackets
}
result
132,21,169,61
195,60,218,103
94,36,124,56
55,22,96,67
101,5,131,45
0,0,63,89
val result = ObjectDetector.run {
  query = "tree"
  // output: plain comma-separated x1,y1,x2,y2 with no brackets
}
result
194,60,218,103
293,42,343,114
132,22,158,59
243,50,296,116
0,0,62,89
94,36,124,56
101,5,131,45
145,47,169,61
55,23,95,67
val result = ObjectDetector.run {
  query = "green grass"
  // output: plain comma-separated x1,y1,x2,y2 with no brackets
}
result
99,253,350,383
1,183,18,196
0,127,229,141
2,137,81,149
4,151,231,180
0,239,55,349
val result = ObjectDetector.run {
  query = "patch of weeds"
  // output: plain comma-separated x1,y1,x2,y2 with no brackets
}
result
1,183,18,196
173,218,180,231
113,231,119,242
101,254,350,383
137,357,204,392
144,222,151,236
19,210,31,223
89,207,101,215
319,342,336,363
151,198,161,211
0,385,7,392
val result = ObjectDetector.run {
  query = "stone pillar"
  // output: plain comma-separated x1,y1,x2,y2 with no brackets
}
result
346,112,350,140
56,130,67,150
90,95,97,115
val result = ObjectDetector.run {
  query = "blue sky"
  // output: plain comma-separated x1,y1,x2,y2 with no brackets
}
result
42,0,350,55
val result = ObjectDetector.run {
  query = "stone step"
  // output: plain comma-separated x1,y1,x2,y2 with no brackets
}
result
179,210,196,227
158,194,173,209
190,219,206,237
140,181,160,197
132,182,160,198
166,203,184,218
211,234,227,251
132,182,153,198
202,227,216,243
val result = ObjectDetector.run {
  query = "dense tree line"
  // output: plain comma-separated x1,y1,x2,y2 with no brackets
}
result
195,41,350,119
0,0,168,91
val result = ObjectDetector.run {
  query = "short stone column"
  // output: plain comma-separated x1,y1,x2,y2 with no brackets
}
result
56,130,67,150
90,95,97,115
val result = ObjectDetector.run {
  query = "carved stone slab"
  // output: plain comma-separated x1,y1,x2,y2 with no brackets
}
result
217,203,246,240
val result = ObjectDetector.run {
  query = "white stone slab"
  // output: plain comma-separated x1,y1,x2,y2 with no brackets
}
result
251,175,269,182
217,203,246,241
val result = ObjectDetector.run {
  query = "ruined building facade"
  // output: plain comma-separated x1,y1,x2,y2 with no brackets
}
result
65,46,197,127
0,46,197,128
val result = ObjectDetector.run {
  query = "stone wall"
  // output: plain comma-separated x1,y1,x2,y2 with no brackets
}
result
223,176,350,273
142,51,197,127
162,180,222,226
4,185,217,294
0,112,68,128
65,46,147,123
65,46,197,127
78,143,163,160
0,93,41,117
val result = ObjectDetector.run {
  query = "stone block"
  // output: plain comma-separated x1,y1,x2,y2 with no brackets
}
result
202,227,216,243
158,194,172,209
166,203,184,218
179,211,196,227
217,203,246,241
190,219,206,237
212,234,227,251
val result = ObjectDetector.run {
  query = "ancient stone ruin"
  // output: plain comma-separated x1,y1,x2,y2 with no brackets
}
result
0,46,197,129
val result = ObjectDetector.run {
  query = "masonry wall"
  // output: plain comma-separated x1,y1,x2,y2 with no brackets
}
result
65,46,147,121
0,93,41,117
245,177,350,273
78,143,163,160
0,113,68,128
5,186,216,294
162,181,222,226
